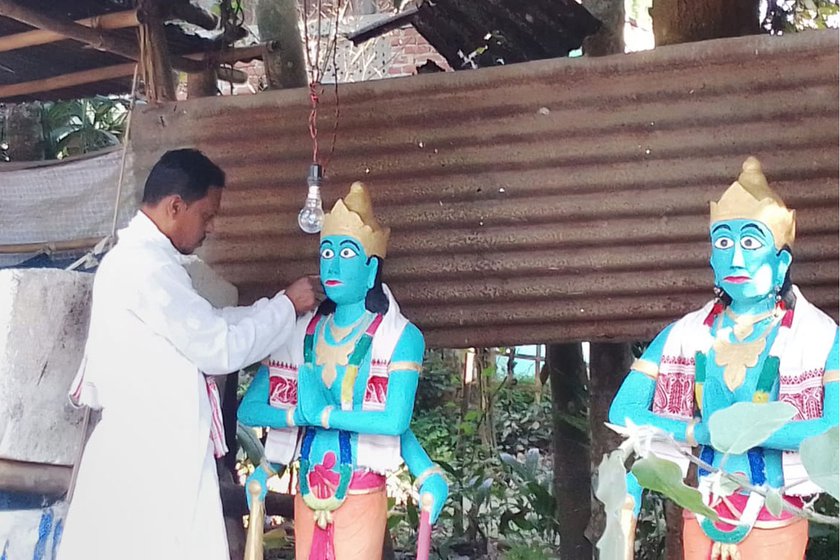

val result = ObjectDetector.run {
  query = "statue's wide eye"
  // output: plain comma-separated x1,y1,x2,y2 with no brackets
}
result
321,248,335,259
340,247,357,258
740,236,763,250
713,237,733,249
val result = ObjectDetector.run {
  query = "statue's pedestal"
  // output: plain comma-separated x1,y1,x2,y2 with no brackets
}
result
0,269,91,467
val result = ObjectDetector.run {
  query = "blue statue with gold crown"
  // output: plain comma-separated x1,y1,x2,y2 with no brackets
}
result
610,157,839,560
238,182,448,560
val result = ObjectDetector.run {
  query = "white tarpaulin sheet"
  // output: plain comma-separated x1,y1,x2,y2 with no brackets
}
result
0,148,139,266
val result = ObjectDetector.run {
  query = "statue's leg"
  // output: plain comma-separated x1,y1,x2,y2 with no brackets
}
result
294,489,387,560
332,489,387,560
736,519,808,559
684,516,808,560
294,494,316,560
683,516,714,560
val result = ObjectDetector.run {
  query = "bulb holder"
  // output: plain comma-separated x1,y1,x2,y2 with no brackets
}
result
307,163,324,187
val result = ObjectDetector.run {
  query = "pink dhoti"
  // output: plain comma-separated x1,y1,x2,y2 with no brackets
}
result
294,468,387,560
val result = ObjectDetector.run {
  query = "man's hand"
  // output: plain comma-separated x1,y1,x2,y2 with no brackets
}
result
284,276,324,315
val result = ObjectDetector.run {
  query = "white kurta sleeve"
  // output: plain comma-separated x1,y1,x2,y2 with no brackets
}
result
128,261,297,375
217,296,279,324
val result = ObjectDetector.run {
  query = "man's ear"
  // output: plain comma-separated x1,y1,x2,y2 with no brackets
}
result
166,195,185,218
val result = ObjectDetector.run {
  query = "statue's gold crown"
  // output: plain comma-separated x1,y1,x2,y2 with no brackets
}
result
709,156,796,250
321,182,390,258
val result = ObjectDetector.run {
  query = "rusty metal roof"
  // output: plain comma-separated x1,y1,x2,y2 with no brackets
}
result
129,30,840,348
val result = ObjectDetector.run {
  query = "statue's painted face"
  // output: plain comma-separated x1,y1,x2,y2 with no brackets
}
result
320,235,378,306
709,219,792,303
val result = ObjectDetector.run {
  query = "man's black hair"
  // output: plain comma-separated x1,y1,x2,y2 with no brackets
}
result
141,149,225,205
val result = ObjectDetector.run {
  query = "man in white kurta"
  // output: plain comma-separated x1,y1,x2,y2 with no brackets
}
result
58,149,319,560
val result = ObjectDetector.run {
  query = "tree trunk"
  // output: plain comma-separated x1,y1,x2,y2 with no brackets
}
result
581,0,625,56
587,342,633,556
547,343,592,560
476,348,497,453
5,102,44,161
651,0,760,46
257,0,308,90
664,500,684,558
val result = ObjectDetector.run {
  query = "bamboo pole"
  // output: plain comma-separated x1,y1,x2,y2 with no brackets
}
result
0,237,102,255
0,9,138,53
0,63,136,100
0,45,267,100
0,0,204,73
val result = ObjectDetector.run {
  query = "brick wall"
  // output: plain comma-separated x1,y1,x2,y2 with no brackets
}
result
386,26,451,77
179,22,451,99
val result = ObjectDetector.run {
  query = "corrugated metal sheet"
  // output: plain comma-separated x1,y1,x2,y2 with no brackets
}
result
130,30,839,348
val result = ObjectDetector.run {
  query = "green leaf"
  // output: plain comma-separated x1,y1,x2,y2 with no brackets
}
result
263,526,288,550
595,450,627,511
632,456,718,520
527,481,555,517
709,401,797,455
765,488,784,517
236,422,265,465
800,426,839,500
386,514,403,531
524,448,540,475
407,498,419,527
512,513,535,531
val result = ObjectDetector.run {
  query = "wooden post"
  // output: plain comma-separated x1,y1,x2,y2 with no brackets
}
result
588,342,634,557
580,0,625,56
651,0,760,46
187,69,218,98
546,343,593,560
257,0,308,89
3,102,44,161
138,0,176,102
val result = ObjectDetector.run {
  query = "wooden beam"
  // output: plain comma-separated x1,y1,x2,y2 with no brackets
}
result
0,458,72,497
0,9,138,53
0,237,103,255
0,64,135,100
0,46,267,100
0,0,205,73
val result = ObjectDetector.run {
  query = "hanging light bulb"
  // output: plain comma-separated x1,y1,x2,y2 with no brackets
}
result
298,163,325,234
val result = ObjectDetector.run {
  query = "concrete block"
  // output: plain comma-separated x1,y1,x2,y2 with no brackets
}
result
0,496,67,560
0,269,91,466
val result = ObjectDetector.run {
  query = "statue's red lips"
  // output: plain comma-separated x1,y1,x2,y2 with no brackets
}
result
324,280,342,287
724,275,750,284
